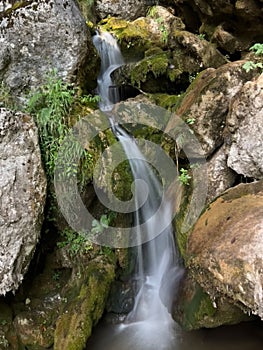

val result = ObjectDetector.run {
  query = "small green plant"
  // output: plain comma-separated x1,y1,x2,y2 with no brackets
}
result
79,94,100,108
147,7,168,43
188,73,197,84
198,33,206,40
91,214,111,234
155,17,168,43
57,227,93,256
52,270,62,281
186,118,196,125
26,68,75,180
178,168,191,185
242,61,263,72
0,82,16,109
242,43,263,72
250,43,263,55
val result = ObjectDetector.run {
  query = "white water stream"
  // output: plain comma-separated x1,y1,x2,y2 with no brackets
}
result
92,30,184,349
89,29,263,350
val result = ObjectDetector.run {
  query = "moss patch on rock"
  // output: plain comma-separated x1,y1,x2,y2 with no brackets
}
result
98,16,164,60
174,275,250,330
54,256,115,350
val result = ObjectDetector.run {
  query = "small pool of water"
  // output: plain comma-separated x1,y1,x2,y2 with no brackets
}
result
86,318,263,350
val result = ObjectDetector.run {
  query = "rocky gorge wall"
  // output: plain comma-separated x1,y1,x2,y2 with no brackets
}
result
0,0,262,349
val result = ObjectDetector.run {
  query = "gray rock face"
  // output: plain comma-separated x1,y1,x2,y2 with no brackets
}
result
96,0,150,20
0,0,94,101
206,145,236,203
227,74,263,179
0,108,46,295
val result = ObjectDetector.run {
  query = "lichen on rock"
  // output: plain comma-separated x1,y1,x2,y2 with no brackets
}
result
0,108,46,295
0,0,98,102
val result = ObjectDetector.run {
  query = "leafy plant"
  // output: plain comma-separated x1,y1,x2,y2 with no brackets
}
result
26,69,95,197
250,43,263,56
79,94,100,108
178,168,191,185
186,118,196,125
242,43,263,73
91,214,111,234
57,228,93,256
242,61,263,72
26,68,75,180
198,33,206,40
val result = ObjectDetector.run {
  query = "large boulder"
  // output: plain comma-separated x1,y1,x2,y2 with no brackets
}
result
0,108,46,295
168,61,256,157
104,6,227,93
187,180,263,319
227,73,263,179
0,0,98,102
95,0,150,21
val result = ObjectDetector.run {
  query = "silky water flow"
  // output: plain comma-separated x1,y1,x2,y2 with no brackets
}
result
88,30,263,350
91,31,184,349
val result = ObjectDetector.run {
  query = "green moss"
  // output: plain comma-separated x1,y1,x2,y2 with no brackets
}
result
148,93,183,111
130,52,169,88
99,17,162,59
77,0,96,23
54,257,115,350
174,183,193,259
183,285,216,330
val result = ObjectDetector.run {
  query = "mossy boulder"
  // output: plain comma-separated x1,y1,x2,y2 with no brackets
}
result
165,61,257,157
107,13,228,94
98,6,186,60
98,16,164,60
54,256,115,350
174,275,251,330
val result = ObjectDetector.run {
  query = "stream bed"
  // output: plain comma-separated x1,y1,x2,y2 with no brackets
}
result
86,318,263,350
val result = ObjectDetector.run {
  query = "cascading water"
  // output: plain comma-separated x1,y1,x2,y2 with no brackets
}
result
91,30,184,349
92,31,124,111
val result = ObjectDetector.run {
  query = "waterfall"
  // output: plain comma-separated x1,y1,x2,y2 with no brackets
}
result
92,31,184,349
92,31,124,111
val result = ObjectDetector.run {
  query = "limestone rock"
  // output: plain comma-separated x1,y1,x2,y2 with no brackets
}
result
0,108,46,295
211,25,250,53
167,61,255,157
96,0,150,20
206,145,236,203
187,180,263,319
227,74,263,179
0,0,97,102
